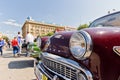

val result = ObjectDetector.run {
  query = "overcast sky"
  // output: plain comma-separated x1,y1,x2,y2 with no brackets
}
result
0,0,120,38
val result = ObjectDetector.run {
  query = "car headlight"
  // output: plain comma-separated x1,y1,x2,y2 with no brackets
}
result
69,30,92,60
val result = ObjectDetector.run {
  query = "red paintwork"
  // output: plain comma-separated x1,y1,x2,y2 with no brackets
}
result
84,27,120,80
46,27,120,80
46,31,74,57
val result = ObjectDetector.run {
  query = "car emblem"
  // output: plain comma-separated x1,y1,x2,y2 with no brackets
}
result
113,46,120,56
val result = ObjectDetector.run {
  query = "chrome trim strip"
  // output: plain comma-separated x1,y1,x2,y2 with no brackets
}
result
113,46,120,56
42,52,93,80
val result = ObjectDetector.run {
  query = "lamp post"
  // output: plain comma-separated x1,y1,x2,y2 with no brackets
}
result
108,9,116,14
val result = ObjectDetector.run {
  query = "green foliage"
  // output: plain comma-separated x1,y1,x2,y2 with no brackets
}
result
46,32,54,36
28,42,42,58
41,32,54,37
33,46,41,52
77,24,89,30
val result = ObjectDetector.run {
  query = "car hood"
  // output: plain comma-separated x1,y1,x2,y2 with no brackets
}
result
45,31,74,58
84,27,120,60
45,27,120,59
84,27,120,52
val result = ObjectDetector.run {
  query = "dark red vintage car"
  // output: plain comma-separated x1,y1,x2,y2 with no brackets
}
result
35,11,120,80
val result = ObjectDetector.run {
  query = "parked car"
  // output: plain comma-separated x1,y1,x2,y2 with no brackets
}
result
35,11,120,80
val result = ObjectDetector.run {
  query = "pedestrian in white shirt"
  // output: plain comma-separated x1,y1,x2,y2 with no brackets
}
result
36,35,41,48
25,32,34,44
25,31,34,56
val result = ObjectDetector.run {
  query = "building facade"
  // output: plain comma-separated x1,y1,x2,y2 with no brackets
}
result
22,19,76,38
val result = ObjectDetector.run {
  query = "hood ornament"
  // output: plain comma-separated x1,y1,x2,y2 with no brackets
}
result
113,46,120,56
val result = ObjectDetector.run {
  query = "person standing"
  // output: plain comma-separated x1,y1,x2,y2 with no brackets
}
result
0,38,4,55
7,40,11,48
17,32,22,56
25,31,34,56
11,37,19,57
36,35,41,48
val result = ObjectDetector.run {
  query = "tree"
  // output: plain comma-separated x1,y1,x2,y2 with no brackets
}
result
41,32,54,37
2,36,9,42
46,32,54,36
77,24,89,30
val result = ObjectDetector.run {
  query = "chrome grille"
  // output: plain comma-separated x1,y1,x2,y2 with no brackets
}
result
42,57,77,80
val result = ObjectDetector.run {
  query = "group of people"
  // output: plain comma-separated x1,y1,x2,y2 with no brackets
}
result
0,31,41,57
11,31,34,57
11,32,22,57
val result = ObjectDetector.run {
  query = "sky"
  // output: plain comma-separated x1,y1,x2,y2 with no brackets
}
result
0,0,120,38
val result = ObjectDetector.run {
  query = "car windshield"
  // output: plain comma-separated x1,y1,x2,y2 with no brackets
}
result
89,11,120,27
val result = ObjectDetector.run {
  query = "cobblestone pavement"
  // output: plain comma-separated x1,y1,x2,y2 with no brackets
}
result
0,48,36,80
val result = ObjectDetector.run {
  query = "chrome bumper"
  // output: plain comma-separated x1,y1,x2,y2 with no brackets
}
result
35,62,52,80
35,52,93,80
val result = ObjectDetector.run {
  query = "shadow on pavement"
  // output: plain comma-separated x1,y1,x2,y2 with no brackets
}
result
2,52,27,58
2,53,14,58
8,60,34,69
6,48,13,51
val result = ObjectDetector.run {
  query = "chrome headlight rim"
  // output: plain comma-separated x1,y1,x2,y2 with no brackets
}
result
69,30,93,60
